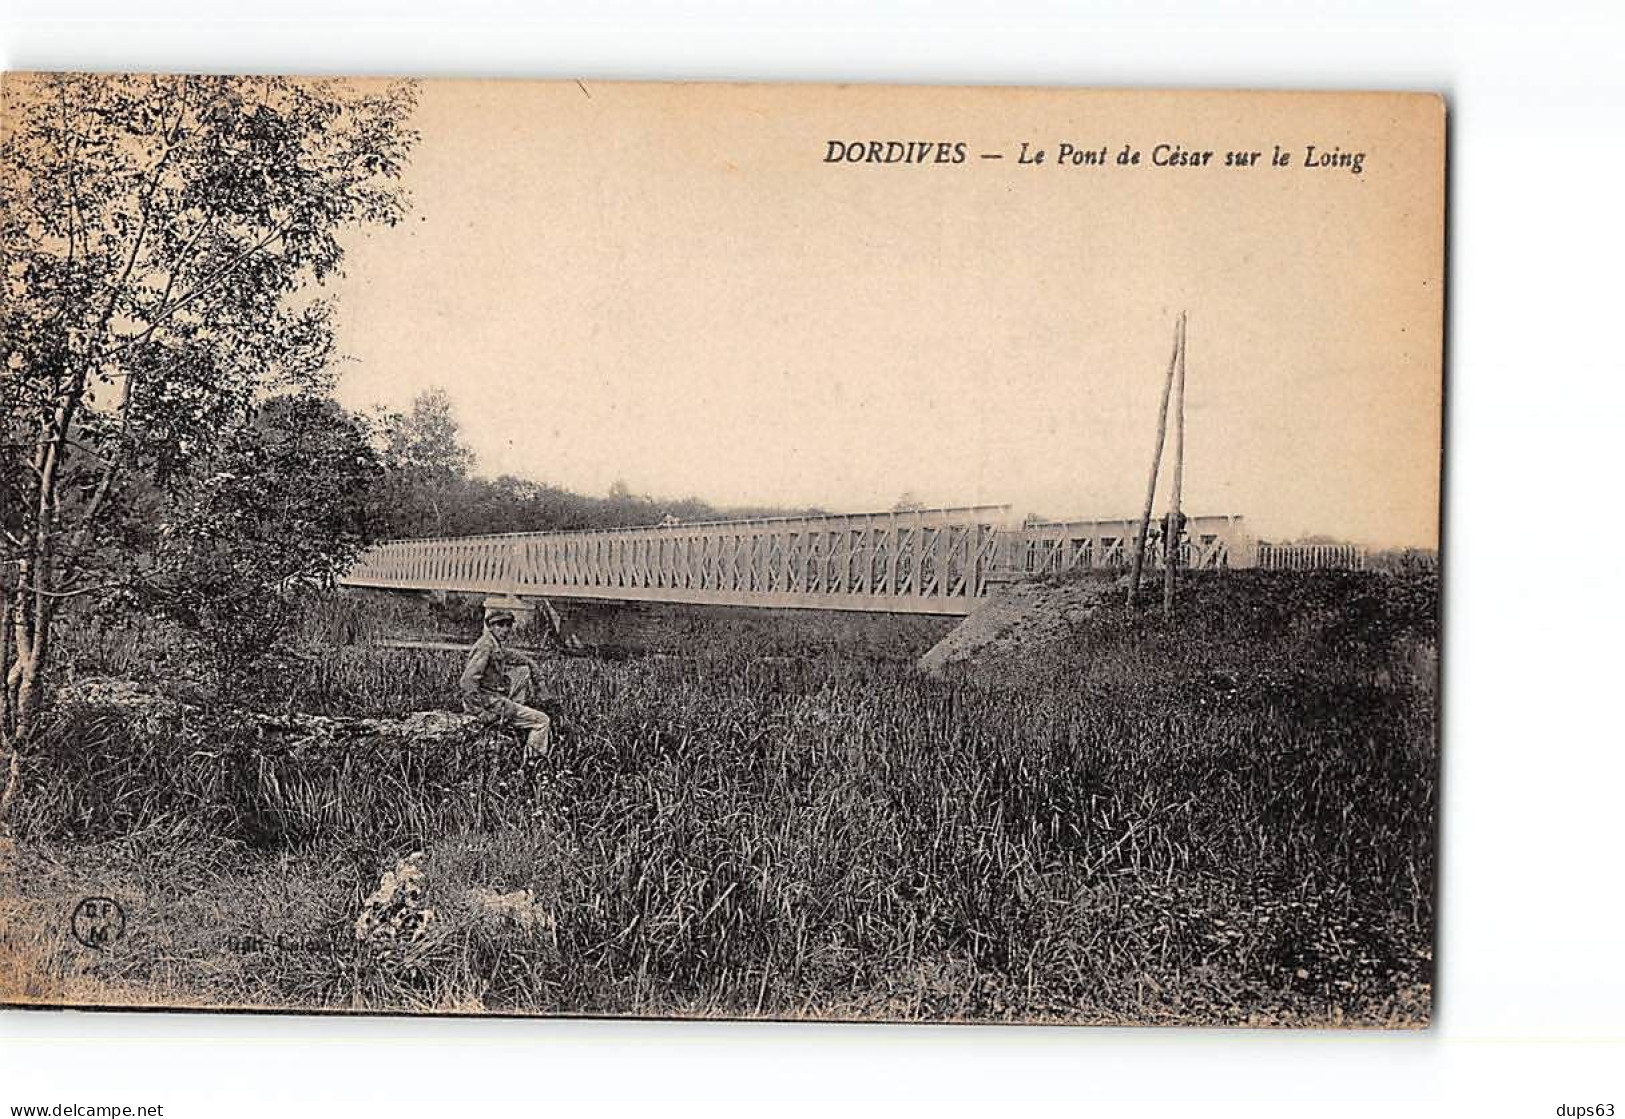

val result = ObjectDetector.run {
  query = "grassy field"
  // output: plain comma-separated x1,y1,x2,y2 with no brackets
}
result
0,569,1437,1025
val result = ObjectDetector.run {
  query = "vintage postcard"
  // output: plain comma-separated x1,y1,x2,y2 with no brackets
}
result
0,75,1442,1026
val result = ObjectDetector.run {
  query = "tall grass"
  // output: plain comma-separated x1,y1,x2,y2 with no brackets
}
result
13,570,1437,1023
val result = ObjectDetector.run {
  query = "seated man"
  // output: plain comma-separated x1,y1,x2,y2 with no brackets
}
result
459,610,550,759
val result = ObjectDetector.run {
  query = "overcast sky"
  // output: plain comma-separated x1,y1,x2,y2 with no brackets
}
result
330,81,1442,547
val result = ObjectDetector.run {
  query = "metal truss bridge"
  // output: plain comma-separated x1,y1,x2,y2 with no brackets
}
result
340,506,1276,616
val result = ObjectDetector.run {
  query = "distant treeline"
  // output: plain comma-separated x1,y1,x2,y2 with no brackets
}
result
366,389,820,540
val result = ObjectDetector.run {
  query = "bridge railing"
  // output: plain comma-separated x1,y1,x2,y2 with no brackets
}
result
1004,514,1254,575
341,505,1015,615
1255,541,1368,570
342,510,1374,612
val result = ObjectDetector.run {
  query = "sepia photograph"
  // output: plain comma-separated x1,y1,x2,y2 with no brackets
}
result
1,74,1443,1027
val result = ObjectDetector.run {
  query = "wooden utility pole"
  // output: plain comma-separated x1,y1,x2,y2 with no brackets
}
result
1127,312,1185,605
1163,313,1187,619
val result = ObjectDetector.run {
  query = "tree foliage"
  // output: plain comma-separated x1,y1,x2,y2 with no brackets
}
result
1,73,418,755
366,387,474,538
364,391,824,541
141,394,379,687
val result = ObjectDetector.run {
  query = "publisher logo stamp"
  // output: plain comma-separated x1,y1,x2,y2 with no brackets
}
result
70,896,126,949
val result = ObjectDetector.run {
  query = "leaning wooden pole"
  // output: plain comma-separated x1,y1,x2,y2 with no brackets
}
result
1163,313,1188,619
1127,311,1185,605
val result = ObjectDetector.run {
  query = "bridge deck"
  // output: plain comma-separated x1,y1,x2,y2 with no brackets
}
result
341,507,1270,614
